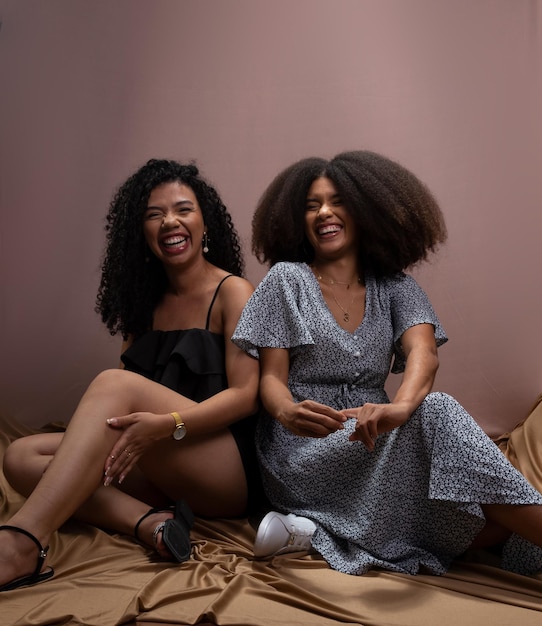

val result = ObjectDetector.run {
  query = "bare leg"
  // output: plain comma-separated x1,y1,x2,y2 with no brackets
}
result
479,503,542,547
5,429,247,521
0,369,248,587
469,519,511,549
4,433,171,530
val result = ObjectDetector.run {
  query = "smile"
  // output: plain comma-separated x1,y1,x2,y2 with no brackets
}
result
317,224,342,236
163,235,188,247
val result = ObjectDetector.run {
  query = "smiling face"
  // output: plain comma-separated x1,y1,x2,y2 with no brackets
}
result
304,176,358,262
143,181,206,267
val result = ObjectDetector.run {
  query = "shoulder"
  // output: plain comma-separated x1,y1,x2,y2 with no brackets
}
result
374,272,423,295
219,274,254,296
259,261,305,275
369,273,437,316
236,263,309,319
275,261,308,276
375,271,414,286
260,262,310,286
216,274,254,309
210,274,255,334
375,272,440,328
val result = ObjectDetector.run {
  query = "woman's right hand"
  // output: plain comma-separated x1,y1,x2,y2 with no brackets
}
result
103,411,174,485
277,400,346,438
260,347,345,437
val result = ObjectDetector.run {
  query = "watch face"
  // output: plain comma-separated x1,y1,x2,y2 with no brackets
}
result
173,425,187,440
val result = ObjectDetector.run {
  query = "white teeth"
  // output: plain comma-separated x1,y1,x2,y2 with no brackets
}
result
318,225,341,235
163,236,187,246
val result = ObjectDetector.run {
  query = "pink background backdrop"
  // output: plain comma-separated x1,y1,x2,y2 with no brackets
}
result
0,0,540,436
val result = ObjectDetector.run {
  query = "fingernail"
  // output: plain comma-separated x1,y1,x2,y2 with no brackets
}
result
106,418,114,425
104,476,112,487
118,475,124,485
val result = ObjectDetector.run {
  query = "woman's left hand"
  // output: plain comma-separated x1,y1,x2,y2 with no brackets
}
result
103,412,174,485
342,402,412,451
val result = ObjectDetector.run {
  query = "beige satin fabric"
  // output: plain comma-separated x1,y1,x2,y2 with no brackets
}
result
1,412,542,625
495,394,542,491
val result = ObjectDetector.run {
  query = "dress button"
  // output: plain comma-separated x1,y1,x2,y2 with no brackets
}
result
354,351,361,357
353,335,358,340
354,372,360,377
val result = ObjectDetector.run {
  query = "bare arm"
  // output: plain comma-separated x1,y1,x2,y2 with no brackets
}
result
391,322,439,412
111,277,259,437
184,276,261,433
104,278,260,480
260,346,345,438
344,323,439,449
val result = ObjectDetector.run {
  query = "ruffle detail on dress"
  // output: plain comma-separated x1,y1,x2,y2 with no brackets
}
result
121,329,227,402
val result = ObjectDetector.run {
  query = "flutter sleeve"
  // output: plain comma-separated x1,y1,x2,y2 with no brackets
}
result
389,273,448,373
232,262,315,358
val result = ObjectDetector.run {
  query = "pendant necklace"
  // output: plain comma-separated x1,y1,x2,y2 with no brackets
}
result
313,269,360,323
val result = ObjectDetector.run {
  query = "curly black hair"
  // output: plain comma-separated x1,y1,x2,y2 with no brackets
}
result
252,150,447,277
96,159,244,338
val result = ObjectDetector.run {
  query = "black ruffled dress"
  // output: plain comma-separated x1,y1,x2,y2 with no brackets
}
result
121,276,261,509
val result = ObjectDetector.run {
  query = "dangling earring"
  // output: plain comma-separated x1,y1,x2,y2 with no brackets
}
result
202,232,209,254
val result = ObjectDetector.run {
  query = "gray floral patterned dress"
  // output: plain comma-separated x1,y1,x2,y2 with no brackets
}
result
232,262,542,576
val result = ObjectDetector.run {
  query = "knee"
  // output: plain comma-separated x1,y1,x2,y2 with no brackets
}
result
418,392,474,427
88,368,138,393
3,437,32,487
421,391,456,411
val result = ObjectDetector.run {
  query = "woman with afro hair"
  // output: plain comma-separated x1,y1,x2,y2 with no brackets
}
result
232,150,542,577
0,159,260,591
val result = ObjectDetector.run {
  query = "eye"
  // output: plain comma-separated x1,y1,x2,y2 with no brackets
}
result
305,202,320,212
144,210,162,220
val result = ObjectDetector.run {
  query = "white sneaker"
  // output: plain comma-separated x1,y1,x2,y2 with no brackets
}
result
254,511,316,558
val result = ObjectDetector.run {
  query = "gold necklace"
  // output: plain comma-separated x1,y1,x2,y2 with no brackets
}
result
313,270,359,322
313,270,359,290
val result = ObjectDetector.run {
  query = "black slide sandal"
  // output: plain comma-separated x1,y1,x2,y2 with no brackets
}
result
164,500,194,562
0,525,54,592
135,500,194,563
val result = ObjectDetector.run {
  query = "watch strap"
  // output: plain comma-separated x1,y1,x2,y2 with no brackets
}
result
170,411,183,429
170,412,186,439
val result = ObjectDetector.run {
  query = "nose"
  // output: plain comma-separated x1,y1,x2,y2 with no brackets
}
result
316,202,333,217
161,212,179,228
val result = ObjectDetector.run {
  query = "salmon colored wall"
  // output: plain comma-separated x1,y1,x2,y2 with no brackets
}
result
0,0,540,436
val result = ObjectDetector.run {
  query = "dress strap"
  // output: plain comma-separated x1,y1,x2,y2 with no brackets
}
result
205,275,234,330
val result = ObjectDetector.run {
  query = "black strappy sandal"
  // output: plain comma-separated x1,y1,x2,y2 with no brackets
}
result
134,500,194,563
0,525,54,591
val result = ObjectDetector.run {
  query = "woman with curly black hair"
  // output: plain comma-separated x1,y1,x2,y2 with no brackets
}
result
0,159,260,591
233,150,542,577
97,159,245,339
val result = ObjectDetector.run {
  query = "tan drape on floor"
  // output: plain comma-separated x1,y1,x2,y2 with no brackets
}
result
1,412,542,626
495,394,542,490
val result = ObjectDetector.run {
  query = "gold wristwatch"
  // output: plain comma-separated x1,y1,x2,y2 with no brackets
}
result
170,411,187,441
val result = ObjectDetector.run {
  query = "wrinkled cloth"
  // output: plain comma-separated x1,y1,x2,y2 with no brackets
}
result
2,412,542,626
233,262,542,576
